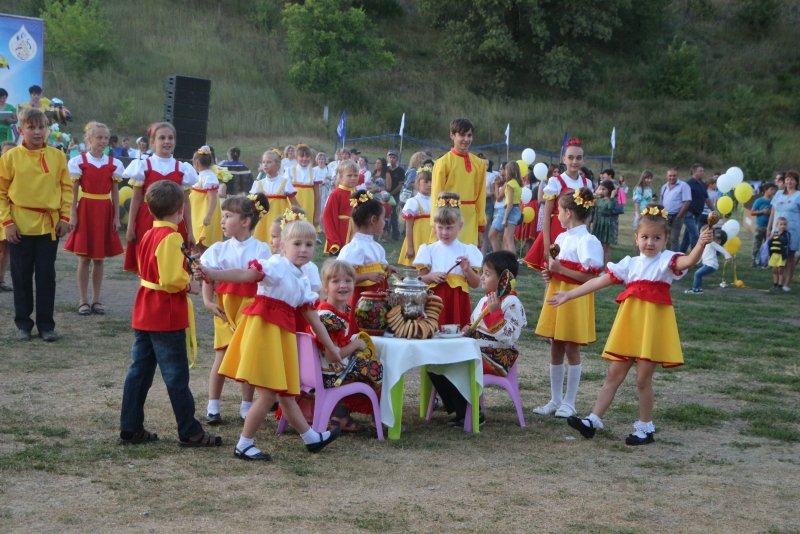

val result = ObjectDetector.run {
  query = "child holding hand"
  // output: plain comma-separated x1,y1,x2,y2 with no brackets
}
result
398,166,432,266
550,205,712,445
189,146,221,255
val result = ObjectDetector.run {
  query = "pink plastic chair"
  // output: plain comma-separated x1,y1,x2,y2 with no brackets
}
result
277,333,384,440
425,362,525,428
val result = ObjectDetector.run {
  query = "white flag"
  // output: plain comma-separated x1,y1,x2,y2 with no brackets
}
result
611,127,616,149
505,123,510,145
399,113,405,136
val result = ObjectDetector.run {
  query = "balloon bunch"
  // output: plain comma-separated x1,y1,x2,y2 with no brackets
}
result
716,166,753,215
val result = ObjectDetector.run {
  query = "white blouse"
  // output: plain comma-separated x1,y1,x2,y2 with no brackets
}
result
338,232,388,267
280,158,297,173
285,164,323,186
302,261,322,292
252,255,318,307
249,173,297,196
194,169,219,191
413,239,483,276
606,250,687,285
402,194,431,217
470,295,527,349
542,172,593,199
124,155,198,189
67,153,125,181
200,236,272,270
553,225,604,273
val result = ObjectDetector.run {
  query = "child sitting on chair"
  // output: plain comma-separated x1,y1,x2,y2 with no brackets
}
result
427,250,526,428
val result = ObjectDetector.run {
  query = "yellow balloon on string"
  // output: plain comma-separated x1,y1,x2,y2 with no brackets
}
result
717,196,734,215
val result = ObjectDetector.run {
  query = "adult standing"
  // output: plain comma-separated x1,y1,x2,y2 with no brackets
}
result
17,85,50,113
0,89,18,142
766,171,800,291
751,182,777,266
680,164,716,252
386,149,405,241
660,168,691,252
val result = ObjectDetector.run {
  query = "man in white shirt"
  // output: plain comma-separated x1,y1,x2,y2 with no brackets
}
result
659,168,692,252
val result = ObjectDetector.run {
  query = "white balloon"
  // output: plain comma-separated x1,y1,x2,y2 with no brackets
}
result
726,167,744,186
521,187,533,204
722,219,740,239
533,162,548,181
717,174,734,193
521,148,536,165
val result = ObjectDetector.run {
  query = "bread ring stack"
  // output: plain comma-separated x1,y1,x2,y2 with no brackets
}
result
385,295,444,339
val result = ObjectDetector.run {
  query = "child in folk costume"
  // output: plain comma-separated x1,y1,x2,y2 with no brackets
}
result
120,180,221,448
415,192,482,328
123,122,198,272
337,190,397,325
524,139,593,271
280,144,296,173
430,118,487,247
398,165,432,266
532,188,604,419
285,144,323,230
428,251,526,427
309,259,383,432
551,206,712,445
194,219,343,461
188,146,221,255
64,122,124,316
251,149,299,246
0,141,17,293
322,160,358,255
316,151,334,221
199,194,271,426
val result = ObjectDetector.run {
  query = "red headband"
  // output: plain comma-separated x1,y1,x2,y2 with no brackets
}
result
565,139,582,148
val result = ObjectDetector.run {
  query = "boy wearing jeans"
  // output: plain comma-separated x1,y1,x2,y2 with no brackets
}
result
119,180,222,448
685,228,731,295
0,108,72,341
751,183,777,266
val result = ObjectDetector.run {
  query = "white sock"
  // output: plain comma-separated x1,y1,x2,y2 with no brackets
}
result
240,401,252,419
300,429,330,445
236,435,260,457
583,413,604,429
207,399,220,415
632,420,655,438
563,364,582,408
550,364,565,406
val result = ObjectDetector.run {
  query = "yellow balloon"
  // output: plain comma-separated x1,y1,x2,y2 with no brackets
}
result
724,235,741,255
717,196,734,215
118,186,133,204
734,183,753,204
516,160,529,174
523,206,535,223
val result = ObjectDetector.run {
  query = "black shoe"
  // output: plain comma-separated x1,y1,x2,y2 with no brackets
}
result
306,426,341,453
205,413,222,425
452,412,486,428
447,414,463,426
40,330,59,342
567,416,597,439
234,445,271,461
16,329,31,341
625,432,655,446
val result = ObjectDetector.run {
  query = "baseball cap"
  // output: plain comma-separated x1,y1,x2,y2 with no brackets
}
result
387,150,398,156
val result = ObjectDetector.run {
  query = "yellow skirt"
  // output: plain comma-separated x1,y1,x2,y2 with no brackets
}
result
219,315,300,394
398,217,430,266
213,294,254,350
535,279,596,345
295,186,318,229
189,190,222,247
768,253,786,267
603,297,683,367
253,198,290,250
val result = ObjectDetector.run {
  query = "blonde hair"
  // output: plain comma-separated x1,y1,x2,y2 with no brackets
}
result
319,259,356,298
434,191,463,226
284,145,296,157
415,167,432,191
262,150,281,166
409,152,426,169
83,121,110,145
149,122,176,141
18,108,47,128
281,219,316,241
336,159,358,177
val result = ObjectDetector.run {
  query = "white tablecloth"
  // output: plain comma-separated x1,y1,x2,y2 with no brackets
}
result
372,336,484,427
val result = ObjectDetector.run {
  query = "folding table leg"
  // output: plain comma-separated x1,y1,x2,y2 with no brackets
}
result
389,374,406,440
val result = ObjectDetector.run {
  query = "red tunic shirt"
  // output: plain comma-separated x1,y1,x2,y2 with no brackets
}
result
322,185,354,254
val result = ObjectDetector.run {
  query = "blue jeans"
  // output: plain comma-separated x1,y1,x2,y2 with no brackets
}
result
692,264,717,291
680,213,701,253
120,329,203,440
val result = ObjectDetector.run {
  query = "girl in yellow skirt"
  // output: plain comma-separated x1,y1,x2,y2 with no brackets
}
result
550,205,712,445
189,147,221,255
532,188,604,419
199,193,271,425
194,219,342,461
398,166,432,266
250,149,299,247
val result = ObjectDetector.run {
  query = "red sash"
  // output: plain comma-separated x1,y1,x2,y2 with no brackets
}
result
615,280,673,306
241,295,297,332
216,281,257,297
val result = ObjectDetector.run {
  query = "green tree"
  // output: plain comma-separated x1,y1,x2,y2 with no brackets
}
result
282,0,394,99
646,38,701,100
42,0,115,72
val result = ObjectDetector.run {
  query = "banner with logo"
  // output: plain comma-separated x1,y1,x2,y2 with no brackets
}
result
0,14,44,108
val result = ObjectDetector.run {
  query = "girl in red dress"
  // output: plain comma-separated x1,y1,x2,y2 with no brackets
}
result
64,122,124,315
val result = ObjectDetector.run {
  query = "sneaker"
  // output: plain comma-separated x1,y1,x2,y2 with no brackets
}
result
16,329,32,341
555,404,577,418
684,288,702,294
205,413,222,425
769,285,782,293
40,330,60,342
782,286,791,292
567,416,597,439
532,401,560,416
625,432,655,446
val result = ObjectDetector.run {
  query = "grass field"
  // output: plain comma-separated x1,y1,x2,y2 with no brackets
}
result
0,209,798,533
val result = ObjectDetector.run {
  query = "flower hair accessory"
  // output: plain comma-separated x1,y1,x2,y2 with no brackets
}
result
643,206,669,219
247,194,268,219
84,121,96,133
280,208,308,228
271,148,283,159
211,164,232,183
436,197,461,208
418,166,433,173
296,143,309,148
197,146,212,155
565,138,583,148
350,191,374,207
573,189,595,208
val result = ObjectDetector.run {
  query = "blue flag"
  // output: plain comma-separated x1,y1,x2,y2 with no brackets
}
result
562,130,569,147
337,109,346,143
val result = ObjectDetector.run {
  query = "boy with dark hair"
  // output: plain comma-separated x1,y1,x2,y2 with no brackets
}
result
427,250,526,427
0,108,72,341
430,118,487,247
108,135,118,156
752,182,777,266
119,180,222,448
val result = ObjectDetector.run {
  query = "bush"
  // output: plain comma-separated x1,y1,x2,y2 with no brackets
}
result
646,37,701,100
42,0,115,72
348,0,403,18
725,84,759,138
735,0,781,36
115,97,135,133
248,0,283,31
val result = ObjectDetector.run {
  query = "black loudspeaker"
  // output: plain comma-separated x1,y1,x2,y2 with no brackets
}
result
163,75,211,160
